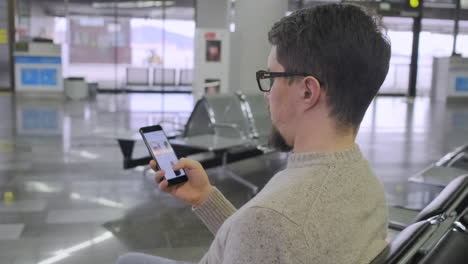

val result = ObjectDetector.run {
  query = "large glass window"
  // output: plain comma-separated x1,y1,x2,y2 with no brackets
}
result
416,18,455,96
380,17,413,95
14,0,195,93
377,17,468,96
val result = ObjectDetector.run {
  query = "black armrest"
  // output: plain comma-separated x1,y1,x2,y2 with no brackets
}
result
414,174,468,222
463,212,468,226
371,221,431,264
388,221,407,231
419,229,468,264
118,139,136,160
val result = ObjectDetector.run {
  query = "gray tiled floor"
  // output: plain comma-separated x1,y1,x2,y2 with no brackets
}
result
0,93,467,264
0,224,24,240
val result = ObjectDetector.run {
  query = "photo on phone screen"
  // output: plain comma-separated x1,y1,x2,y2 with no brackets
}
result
140,126,187,185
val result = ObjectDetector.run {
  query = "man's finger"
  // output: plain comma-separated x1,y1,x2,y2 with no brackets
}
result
155,170,165,183
149,160,159,171
159,179,171,192
173,158,201,171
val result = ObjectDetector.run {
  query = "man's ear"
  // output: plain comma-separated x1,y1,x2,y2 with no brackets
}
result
302,76,321,108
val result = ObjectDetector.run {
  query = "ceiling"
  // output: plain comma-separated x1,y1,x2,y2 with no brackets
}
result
26,0,197,20
27,0,311,20
21,0,468,22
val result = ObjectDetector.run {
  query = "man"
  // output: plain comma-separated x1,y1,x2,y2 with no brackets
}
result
117,3,390,264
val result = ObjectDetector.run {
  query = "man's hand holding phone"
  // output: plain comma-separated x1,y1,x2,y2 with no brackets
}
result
151,158,213,207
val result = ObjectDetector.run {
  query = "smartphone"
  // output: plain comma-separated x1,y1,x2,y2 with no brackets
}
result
139,125,188,186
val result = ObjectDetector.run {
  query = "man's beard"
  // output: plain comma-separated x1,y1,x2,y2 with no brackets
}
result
269,125,293,152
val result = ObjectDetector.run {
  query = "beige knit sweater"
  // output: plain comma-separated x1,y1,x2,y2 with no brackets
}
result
193,144,388,264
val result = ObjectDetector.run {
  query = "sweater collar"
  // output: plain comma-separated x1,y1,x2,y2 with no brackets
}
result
287,144,364,169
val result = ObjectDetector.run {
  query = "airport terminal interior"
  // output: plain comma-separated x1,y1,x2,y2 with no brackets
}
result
1,0,468,263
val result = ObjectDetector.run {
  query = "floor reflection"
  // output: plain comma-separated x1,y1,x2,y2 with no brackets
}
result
0,94,467,263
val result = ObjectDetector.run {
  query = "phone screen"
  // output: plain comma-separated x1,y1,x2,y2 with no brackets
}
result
142,130,185,180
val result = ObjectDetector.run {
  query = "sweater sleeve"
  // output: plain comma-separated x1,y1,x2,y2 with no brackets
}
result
199,206,308,264
193,187,237,235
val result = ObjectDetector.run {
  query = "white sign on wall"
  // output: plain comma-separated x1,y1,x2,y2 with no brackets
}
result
193,28,230,100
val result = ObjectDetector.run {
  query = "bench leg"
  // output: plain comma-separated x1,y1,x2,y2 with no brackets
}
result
223,169,259,194
220,152,259,195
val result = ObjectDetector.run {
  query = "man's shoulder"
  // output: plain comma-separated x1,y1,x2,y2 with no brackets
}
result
220,205,309,264
230,205,302,236
243,168,327,225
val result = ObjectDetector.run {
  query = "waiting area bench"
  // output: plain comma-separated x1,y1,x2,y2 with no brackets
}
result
117,92,272,194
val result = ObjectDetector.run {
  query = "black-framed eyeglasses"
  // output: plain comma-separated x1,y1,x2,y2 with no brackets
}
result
255,70,323,92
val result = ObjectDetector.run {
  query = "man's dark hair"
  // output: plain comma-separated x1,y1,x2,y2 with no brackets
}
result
268,4,391,129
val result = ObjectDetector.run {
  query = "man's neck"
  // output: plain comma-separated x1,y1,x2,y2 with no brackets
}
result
292,117,356,153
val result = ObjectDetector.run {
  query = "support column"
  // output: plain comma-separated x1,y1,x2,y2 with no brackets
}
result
194,0,287,99
408,1,424,97
0,0,13,90
230,0,287,94
196,0,230,29
452,0,461,56
193,0,230,99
